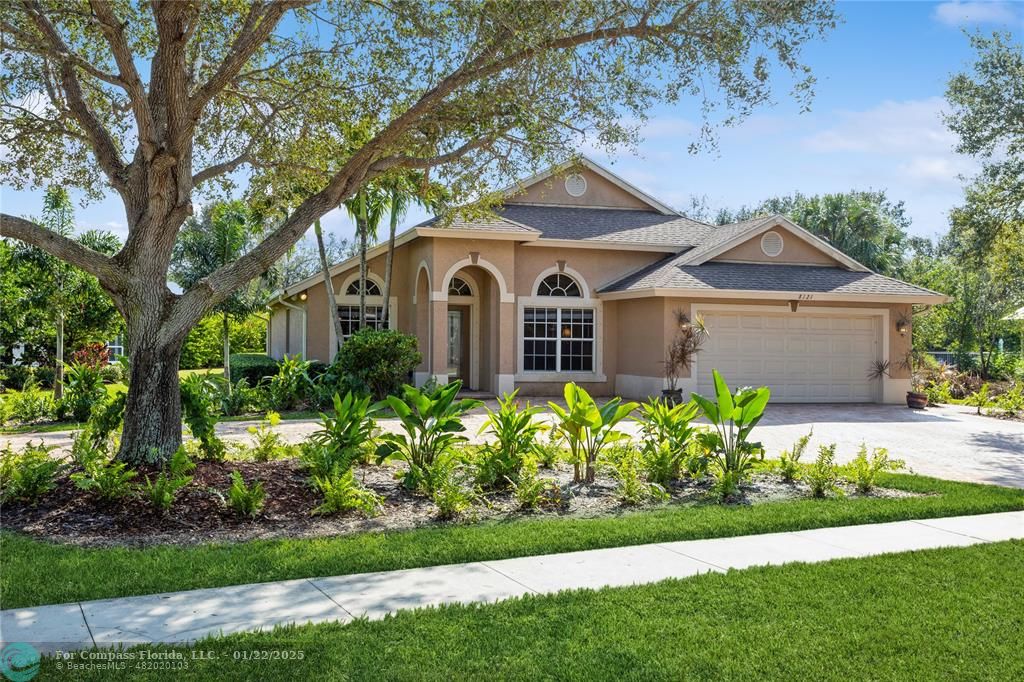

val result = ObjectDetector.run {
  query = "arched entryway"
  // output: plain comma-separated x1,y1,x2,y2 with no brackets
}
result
430,261,515,394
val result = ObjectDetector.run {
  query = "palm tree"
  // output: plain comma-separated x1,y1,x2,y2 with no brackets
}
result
171,202,269,388
312,216,346,358
345,187,386,329
378,173,448,326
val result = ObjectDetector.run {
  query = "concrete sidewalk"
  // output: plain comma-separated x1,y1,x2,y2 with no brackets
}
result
3,511,1022,653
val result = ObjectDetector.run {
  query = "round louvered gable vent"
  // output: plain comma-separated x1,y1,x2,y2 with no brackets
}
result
564,173,587,197
760,230,784,257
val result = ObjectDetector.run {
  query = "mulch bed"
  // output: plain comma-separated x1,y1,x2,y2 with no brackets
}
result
1,458,920,549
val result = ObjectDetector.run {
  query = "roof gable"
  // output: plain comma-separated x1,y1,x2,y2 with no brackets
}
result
503,156,678,215
677,215,869,272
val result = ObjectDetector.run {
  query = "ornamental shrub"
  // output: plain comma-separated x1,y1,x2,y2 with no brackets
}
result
229,353,279,385
332,328,421,401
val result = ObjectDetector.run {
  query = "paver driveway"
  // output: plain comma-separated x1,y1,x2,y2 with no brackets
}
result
5,402,1023,488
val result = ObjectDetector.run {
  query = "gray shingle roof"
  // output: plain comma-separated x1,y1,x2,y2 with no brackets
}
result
599,260,944,297
416,214,539,233
672,216,770,264
497,205,712,246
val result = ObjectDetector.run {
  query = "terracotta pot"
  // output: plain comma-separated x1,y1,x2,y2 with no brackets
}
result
906,391,928,409
661,388,683,406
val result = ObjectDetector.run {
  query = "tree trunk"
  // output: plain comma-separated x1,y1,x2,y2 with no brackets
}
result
358,216,368,329
381,203,398,327
54,312,64,401
314,218,344,358
223,311,232,391
118,337,185,465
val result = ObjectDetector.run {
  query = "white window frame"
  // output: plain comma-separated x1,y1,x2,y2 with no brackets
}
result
331,272,398,351
516,266,604,382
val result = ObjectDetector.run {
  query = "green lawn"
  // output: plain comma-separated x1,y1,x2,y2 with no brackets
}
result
3,471,1022,609
37,540,1024,681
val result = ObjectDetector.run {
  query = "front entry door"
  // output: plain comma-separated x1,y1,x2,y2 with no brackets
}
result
447,310,463,382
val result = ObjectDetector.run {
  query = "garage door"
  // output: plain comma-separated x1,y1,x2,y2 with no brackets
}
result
696,311,881,403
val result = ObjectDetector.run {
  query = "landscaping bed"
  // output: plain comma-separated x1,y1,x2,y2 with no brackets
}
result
0,457,921,548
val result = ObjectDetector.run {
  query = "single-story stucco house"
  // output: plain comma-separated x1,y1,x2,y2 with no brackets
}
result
268,157,947,403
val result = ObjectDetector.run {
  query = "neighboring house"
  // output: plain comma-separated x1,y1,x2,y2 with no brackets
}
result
268,157,947,403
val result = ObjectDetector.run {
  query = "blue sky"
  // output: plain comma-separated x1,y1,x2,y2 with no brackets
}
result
2,1,1022,246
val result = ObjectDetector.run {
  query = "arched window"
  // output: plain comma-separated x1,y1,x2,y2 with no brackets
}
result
537,273,581,297
448,277,472,296
345,279,381,296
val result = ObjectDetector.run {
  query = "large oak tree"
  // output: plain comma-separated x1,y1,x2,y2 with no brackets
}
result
1,0,836,464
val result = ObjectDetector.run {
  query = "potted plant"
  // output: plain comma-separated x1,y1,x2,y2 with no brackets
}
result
662,311,708,405
901,350,929,409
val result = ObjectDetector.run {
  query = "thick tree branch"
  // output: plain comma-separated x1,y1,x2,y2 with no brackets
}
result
191,151,253,187
164,4,704,339
22,0,127,186
88,0,157,150
1,214,125,285
370,134,503,172
189,1,306,119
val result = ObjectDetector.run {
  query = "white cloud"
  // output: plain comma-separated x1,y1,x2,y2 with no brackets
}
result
802,97,954,155
800,97,978,189
933,1,1020,27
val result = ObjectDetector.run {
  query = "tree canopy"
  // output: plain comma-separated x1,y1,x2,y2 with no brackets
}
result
0,0,838,464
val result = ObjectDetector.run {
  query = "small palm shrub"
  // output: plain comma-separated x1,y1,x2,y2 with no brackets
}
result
548,383,638,483
219,377,260,416
533,428,563,468
227,470,266,517
806,443,841,498
710,468,743,502
246,411,295,461
636,398,699,485
474,390,547,489
964,383,991,415
8,377,55,423
141,447,195,512
778,429,813,483
312,466,383,516
262,354,313,411
995,384,1024,417
0,442,64,503
87,392,126,447
846,443,905,494
426,452,475,518
374,381,482,492
609,446,669,505
306,392,377,478
512,456,563,510
683,438,710,480
71,456,137,501
181,373,226,461
62,362,107,422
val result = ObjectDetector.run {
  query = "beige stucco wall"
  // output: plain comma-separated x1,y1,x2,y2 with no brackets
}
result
712,229,841,266
505,166,654,210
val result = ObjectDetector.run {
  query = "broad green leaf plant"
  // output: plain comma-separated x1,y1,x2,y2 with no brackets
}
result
691,370,771,491
475,390,548,489
374,381,482,492
549,383,638,484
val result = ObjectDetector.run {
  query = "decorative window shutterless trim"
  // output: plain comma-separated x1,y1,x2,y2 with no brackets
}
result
345,279,381,296
448,277,472,297
537,273,581,297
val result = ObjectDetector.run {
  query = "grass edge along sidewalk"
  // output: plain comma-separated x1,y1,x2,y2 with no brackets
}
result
32,540,1024,681
3,470,1023,609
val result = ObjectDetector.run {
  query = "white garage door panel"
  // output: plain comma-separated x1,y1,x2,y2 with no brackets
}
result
697,311,880,403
